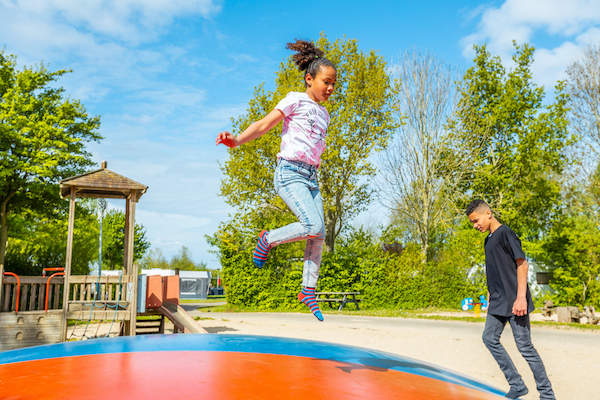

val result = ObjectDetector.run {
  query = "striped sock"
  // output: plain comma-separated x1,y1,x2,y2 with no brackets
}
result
252,230,271,268
298,287,323,321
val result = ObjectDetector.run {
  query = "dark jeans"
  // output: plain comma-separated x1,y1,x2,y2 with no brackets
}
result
482,313,555,399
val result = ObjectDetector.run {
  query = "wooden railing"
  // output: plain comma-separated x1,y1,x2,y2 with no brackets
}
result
1,270,138,345
1,274,131,314
69,275,129,303
1,276,63,312
66,275,132,321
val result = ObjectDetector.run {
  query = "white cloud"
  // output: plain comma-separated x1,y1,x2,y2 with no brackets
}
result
532,41,582,89
0,0,223,104
1,0,222,44
102,204,217,265
461,0,600,88
230,53,258,63
0,0,233,266
84,100,243,265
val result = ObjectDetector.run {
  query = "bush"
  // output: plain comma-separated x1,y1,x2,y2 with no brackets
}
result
210,221,488,311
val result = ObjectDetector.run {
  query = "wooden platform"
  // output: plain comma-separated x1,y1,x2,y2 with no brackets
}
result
0,274,135,349
0,310,62,351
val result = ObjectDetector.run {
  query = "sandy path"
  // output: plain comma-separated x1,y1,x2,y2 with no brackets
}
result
189,311,599,400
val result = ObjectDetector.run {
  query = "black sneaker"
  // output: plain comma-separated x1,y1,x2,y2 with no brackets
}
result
505,386,528,399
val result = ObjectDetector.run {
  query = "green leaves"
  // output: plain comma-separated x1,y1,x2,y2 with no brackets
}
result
101,209,150,270
451,43,573,240
0,50,102,267
538,215,600,306
219,34,400,251
5,202,99,275
141,246,207,271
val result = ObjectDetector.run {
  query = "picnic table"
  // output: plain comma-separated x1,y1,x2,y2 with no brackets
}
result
315,292,361,311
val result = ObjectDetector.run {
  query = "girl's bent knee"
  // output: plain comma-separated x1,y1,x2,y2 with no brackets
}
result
302,221,324,238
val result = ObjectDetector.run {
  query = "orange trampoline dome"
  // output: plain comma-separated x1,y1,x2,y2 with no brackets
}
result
0,334,506,400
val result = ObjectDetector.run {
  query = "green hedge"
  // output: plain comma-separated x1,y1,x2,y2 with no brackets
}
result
210,221,487,311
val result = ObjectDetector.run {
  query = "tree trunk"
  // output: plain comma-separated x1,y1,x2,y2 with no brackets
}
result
0,199,10,269
325,218,336,252
0,198,10,305
421,191,429,265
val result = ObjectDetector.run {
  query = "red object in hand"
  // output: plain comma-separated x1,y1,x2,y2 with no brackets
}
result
216,132,237,148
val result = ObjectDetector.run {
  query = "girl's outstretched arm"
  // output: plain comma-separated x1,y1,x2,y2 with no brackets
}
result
216,109,284,148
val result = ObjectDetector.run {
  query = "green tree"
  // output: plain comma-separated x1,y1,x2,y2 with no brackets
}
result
450,43,572,240
533,160,600,307
219,35,400,251
379,52,468,262
539,214,600,307
5,199,99,275
0,52,101,273
590,162,600,207
566,44,600,154
101,209,150,269
140,248,170,270
167,246,207,271
141,246,207,271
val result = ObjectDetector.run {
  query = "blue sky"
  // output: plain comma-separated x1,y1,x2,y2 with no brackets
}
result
1,0,599,267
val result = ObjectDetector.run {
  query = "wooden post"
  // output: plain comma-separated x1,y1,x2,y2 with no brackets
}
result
0,199,9,307
61,188,76,341
126,194,137,336
128,261,139,336
123,197,130,270
0,261,3,311
125,194,136,277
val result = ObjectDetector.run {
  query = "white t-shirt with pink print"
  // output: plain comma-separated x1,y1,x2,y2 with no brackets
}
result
275,91,330,168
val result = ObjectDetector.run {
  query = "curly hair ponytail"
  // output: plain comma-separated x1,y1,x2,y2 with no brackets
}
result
286,39,335,85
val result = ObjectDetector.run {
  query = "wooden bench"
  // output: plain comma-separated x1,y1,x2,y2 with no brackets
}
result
315,292,361,311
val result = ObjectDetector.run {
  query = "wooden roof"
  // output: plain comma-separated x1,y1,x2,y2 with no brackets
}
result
60,162,148,200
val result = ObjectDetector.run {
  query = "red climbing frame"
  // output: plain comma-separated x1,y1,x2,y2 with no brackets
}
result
2,272,20,313
45,272,65,312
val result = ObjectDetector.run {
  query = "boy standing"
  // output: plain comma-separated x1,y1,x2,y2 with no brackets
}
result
466,200,555,400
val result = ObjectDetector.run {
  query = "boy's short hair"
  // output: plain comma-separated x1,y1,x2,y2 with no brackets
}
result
465,199,490,216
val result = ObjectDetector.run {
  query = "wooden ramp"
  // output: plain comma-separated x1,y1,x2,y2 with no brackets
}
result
157,302,206,334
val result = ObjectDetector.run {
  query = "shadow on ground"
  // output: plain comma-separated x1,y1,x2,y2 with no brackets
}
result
204,326,238,334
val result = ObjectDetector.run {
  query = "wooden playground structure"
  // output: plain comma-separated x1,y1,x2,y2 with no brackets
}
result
0,162,204,351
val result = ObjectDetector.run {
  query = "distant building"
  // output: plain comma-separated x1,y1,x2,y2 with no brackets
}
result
139,268,211,300
141,268,176,277
100,270,123,276
179,270,211,300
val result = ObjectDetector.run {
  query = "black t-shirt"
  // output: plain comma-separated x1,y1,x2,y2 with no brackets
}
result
484,225,534,317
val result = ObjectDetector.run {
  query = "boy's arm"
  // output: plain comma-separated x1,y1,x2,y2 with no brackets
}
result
512,258,528,316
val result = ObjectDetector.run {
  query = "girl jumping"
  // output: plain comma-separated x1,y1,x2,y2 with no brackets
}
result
216,40,336,321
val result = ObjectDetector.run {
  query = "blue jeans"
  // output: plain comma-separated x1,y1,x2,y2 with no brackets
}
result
482,313,555,399
267,159,325,288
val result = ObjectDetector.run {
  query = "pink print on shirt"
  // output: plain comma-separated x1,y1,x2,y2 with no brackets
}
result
275,91,330,167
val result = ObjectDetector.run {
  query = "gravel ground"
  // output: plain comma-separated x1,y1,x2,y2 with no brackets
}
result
186,310,599,400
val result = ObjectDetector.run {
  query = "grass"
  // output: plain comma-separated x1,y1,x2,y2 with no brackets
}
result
179,298,225,304
136,315,162,320
194,316,216,321
531,320,600,331
68,319,101,326
181,296,226,304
